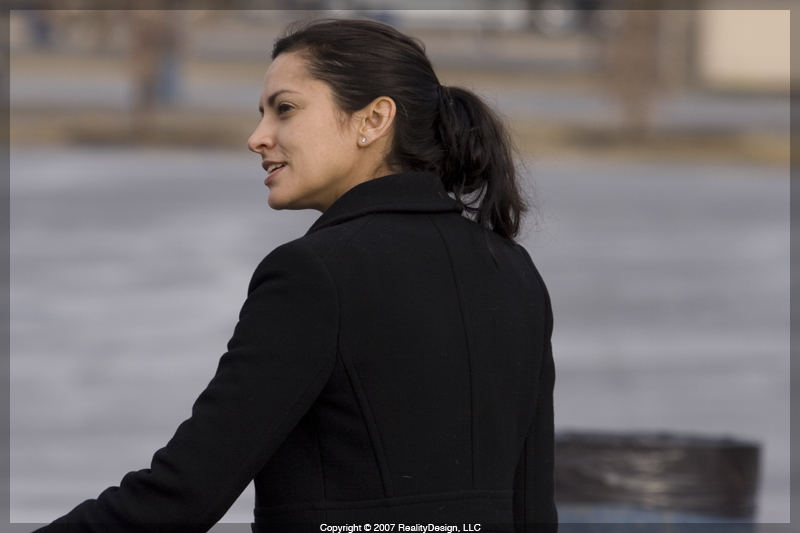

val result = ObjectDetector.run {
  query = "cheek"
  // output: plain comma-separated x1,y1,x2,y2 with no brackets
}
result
301,128,350,174
280,109,356,190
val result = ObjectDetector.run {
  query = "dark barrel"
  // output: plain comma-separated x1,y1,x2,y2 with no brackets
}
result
554,431,760,527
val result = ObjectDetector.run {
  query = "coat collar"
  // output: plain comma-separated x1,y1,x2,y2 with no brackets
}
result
306,172,463,234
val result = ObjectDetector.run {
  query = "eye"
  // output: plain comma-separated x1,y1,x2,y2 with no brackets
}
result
277,103,293,115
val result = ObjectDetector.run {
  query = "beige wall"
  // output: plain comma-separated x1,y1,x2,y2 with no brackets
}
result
697,8,790,91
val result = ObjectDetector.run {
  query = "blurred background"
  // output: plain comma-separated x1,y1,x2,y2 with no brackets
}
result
8,1,790,528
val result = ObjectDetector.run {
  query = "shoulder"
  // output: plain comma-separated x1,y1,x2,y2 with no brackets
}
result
243,238,340,317
513,242,553,331
512,242,549,294
246,216,378,300
248,239,325,293
283,215,378,266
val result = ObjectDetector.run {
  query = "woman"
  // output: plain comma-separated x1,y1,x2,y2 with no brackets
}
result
35,17,556,532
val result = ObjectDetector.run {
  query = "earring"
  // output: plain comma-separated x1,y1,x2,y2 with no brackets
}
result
360,137,367,144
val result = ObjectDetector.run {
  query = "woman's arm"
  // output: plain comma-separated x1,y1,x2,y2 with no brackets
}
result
512,248,558,532
34,240,339,533
512,337,557,530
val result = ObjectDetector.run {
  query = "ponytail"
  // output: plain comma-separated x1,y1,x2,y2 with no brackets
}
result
274,18,529,241
435,85,526,241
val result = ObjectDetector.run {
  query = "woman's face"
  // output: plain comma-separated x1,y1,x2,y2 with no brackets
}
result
248,52,367,212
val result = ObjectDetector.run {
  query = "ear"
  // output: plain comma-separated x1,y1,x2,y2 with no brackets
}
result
355,96,396,147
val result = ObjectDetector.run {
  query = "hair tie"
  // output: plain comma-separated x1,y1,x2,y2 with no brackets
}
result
437,85,454,110
440,85,453,106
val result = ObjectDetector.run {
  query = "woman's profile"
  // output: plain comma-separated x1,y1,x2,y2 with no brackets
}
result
34,17,556,533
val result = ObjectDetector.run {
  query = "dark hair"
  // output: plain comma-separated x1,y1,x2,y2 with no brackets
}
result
273,18,527,241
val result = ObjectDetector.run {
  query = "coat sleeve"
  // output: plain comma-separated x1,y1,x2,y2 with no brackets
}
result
513,248,558,532
34,241,339,533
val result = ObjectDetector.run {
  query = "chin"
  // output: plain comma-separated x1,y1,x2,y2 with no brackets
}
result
266,194,285,210
267,190,318,212
265,181,291,209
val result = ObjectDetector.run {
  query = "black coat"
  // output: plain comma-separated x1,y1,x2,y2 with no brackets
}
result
36,172,556,532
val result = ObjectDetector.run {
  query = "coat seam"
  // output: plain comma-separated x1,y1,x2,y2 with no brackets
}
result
311,408,328,504
319,214,376,264
522,435,528,523
255,488,513,515
428,213,477,490
301,238,350,516
315,214,395,499
337,345,395,498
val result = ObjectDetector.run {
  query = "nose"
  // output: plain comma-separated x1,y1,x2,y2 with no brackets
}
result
247,120,275,154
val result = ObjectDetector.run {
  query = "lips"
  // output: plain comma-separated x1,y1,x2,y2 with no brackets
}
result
266,162,286,174
262,158,286,170
262,160,287,185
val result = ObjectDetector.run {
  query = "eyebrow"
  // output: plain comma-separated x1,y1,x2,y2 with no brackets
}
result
259,89,299,114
